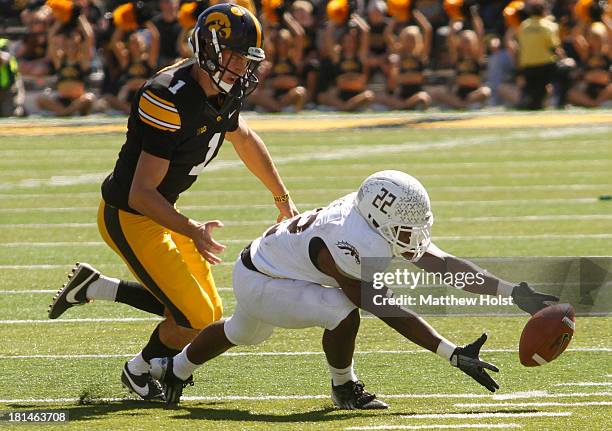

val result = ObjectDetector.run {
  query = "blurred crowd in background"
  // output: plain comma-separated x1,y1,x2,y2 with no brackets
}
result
0,0,610,117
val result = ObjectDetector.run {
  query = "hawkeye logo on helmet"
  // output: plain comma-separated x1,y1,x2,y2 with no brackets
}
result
205,12,231,39
230,6,245,16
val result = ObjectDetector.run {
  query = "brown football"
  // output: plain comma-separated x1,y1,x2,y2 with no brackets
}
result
519,303,576,367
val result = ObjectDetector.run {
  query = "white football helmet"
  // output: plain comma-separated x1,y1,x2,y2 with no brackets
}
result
355,170,433,261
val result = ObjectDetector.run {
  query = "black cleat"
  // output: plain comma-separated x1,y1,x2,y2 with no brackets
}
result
331,380,389,410
149,357,193,405
121,362,164,401
48,263,99,319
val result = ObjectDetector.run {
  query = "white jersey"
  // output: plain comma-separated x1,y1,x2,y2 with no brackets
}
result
251,193,393,286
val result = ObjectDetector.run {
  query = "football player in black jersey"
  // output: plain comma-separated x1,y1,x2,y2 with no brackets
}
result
48,3,298,400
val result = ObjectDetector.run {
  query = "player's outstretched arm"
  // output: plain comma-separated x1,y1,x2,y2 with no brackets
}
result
227,116,299,222
415,242,559,314
316,246,499,392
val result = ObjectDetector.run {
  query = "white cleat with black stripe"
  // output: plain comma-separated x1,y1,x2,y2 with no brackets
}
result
48,262,99,319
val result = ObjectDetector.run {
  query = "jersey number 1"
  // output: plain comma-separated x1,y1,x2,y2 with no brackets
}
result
189,132,222,176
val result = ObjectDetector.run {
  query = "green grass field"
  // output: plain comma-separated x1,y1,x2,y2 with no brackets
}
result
0,112,611,430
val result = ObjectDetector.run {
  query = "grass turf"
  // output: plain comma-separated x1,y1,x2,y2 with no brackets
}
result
0,112,610,430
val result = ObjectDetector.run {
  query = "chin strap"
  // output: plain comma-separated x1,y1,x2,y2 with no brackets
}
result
212,73,234,92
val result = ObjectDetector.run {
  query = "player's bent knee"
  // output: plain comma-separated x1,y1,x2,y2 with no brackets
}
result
321,288,358,331
224,314,274,346
159,330,194,349
189,311,217,330
159,318,199,348
182,298,219,330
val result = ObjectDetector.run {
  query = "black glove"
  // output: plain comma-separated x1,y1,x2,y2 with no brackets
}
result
512,282,559,315
450,333,499,393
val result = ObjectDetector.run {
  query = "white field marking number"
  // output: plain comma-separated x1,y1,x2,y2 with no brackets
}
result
168,80,185,95
189,132,222,176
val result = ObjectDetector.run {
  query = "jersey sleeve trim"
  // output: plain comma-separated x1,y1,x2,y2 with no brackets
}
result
138,112,178,132
138,90,181,132
143,90,178,112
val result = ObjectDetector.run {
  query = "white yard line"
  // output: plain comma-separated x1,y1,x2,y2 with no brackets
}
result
0,222,270,229
1,214,611,247
0,395,465,403
0,289,56,294
0,240,250,247
0,282,588,295
347,425,524,430
490,392,612,400
0,234,611,253
0,197,601,207
0,349,609,357
2,183,610,193
0,203,322,213
0,391,592,406
346,425,522,430
0,263,234,269
0,168,608,184
454,401,612,408
127,170,612,181
0,395,514,406
554,382,612,387
3,157,611,191
435,234,612,240
356,425,523,430
449,215,612,222
0,223,97,228
399,412,571,420
0,317,161,324
0,136,491,190
0,287,233,294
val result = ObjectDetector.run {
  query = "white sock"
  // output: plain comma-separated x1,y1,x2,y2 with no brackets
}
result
436,338,457,361
328,360,357,386
127,352,149,376
173,345,199,381
86,275,120,301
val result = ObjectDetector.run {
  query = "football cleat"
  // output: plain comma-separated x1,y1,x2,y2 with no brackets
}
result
149,357,194,405
48,262,99,319
121,362,164,401
331,380,389,410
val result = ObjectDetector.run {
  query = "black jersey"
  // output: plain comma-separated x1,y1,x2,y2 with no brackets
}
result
335,54,364,77
102,58,242,213
368,21,388,56
456,56,481,77
57,59,88,84
399,55,425,74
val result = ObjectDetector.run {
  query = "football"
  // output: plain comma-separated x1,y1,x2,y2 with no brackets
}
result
519,303,576,367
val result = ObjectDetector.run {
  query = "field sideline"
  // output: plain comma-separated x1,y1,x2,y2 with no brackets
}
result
0,110,610,430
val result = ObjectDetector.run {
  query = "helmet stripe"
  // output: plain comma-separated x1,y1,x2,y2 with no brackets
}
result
244,7,262,48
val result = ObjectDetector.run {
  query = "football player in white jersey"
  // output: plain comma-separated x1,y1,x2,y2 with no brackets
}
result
147,170,559,407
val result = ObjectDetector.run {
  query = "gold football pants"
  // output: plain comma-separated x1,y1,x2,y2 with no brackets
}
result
97,200,222,329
